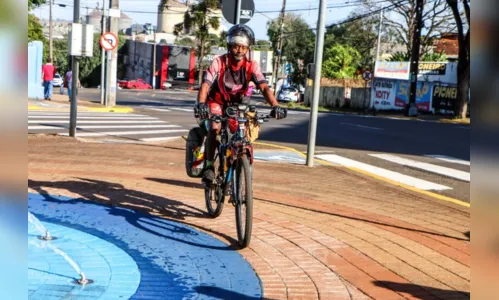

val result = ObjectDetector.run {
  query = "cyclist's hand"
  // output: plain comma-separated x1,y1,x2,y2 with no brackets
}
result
270,106,287,119
196,103,210,120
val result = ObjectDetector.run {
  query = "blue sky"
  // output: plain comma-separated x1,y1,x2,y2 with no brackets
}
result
33,0,359,40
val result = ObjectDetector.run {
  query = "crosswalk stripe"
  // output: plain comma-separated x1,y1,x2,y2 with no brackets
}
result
316,154,452,191
370,153,470,182
28,120,165,124
59,129,188,137
169,107,193,112
29,125,180,130
28,116,156,120
424,155,470,166
28,112,143,117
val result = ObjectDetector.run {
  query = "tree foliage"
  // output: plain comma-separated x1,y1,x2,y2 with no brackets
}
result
267,13,315,85
29,0,45,11
174,0,221,84
321,44,361,79
369,0,455,57
388,50,448,62
28,14,45,43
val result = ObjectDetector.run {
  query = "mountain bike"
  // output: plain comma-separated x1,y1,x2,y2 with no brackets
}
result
204,103,270,248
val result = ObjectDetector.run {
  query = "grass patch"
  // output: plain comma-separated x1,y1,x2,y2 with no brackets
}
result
285,102,330,112
440,117,470,125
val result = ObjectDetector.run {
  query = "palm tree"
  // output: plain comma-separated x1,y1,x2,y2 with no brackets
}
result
173,0,221,85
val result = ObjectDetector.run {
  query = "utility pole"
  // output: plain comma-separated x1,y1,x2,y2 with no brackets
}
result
235,0,242,24
49,0,53,60
152,30,157,90
273,0,286,96
305,0,326,167
407,0,424,117
375,9,383,63
69,0,80,137
107,0,119,107
100,0,107,105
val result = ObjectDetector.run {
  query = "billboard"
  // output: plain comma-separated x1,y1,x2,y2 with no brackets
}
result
395,81,434,112
374,61,410,80
432,85,457,111
372,79,399,110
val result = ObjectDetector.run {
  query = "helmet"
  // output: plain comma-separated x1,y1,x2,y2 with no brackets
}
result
226,24,255,48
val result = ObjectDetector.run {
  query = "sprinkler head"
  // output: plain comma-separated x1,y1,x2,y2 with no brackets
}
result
74,277,94,285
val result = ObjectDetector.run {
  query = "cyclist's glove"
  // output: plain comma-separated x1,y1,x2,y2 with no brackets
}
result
195,103,210,120
270,106,287,119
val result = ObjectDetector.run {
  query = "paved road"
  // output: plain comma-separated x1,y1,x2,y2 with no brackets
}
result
41,88,470,202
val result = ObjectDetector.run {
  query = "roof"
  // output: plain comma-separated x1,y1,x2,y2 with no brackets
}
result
88,8,102,19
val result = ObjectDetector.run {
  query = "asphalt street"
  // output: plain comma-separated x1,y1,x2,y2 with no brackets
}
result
63,88,471,202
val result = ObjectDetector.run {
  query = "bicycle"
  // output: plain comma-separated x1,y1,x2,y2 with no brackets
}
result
203,103,270,248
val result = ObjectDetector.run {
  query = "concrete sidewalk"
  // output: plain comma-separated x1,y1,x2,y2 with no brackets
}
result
28,135,470,299
28,93,134,113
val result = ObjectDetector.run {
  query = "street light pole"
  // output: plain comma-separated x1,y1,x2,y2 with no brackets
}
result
100,0,107,105
235,0,242,24
49,0,53,60
69,0,80,137
305,0,326,167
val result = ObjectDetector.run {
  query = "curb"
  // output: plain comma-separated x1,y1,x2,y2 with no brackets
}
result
254,141,470,208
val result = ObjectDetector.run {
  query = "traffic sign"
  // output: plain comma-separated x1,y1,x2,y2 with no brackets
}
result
362,70,373,81
222,0,255,25
100,32,118,51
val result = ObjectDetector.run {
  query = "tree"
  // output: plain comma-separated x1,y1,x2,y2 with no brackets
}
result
254,40,272,52
28,14,45,43
267,14,315,85
173,0,221,85
321,44,361,79
374,0,455,57
446,0,469,119
29,0,45,11
175,37,196,47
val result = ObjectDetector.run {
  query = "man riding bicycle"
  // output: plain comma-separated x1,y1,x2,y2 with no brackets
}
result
195,24,287,184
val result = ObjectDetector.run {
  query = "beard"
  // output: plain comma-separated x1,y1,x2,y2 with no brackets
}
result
230,51,245,62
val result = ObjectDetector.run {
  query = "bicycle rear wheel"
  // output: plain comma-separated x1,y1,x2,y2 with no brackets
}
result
205,147,225,218
234,154,253,248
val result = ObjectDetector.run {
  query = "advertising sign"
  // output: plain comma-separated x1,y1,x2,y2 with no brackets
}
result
419,62,447,75
395,81,434,112
374,61,410,80
372,79,398,110
432,85,457,111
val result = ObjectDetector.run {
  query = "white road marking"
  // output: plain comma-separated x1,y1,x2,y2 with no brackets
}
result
169,107,194,112
140,106,172,112
28,120,165,124
316,154,452,191
140,136,183,142
340,123,383,130
29,124,180,130
28,116,157,120
424,155,470,166
370,154,470,182
60,129,188,137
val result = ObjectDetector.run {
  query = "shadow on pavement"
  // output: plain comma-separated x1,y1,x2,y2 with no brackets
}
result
194,286,273,300
28,178,240,250
146,177,204,189
373,280,470,300
255,197,469,242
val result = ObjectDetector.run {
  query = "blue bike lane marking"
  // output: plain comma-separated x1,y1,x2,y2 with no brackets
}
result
28,193,262,299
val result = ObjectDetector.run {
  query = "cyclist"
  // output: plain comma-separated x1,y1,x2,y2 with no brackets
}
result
195,24,287,184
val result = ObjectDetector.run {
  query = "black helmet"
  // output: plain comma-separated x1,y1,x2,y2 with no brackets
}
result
226,24,255,48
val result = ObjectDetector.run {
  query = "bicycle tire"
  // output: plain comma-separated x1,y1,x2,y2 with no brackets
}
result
234,154,253,248
205,147,225,218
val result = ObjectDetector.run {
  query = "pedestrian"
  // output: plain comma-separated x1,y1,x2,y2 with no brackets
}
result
41,58,56,100
65,69,73,101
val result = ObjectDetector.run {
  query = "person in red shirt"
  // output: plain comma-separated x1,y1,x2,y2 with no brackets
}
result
41,58,56,100
195,24,287,184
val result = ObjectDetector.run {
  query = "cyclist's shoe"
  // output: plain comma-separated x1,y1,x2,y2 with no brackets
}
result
202,166,215,184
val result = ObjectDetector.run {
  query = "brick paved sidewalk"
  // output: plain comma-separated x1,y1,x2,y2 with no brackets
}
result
28,135,470,300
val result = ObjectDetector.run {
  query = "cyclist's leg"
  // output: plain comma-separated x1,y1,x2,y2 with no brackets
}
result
203,101,223,183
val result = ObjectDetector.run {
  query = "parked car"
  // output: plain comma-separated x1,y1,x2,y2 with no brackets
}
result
277,87,300,102
53,74,63,87
120,78,152,89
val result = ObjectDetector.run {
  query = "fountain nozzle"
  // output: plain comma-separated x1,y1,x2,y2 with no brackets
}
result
75,273,93,285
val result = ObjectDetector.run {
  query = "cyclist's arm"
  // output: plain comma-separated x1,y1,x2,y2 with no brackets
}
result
251,61,279,107
197,57,221,104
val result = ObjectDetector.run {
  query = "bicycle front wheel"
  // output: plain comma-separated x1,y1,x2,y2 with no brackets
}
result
234,154,253,248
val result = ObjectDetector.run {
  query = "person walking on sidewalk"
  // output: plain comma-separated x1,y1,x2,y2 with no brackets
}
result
41,58,56,100
65,68,81,101
195,24,287,184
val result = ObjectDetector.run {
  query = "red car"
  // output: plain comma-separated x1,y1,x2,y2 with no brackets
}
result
119,78,152,89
